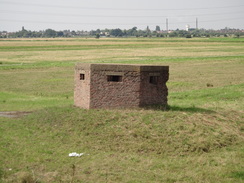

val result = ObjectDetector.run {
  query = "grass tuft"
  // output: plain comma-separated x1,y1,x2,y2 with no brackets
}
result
229,171,244,180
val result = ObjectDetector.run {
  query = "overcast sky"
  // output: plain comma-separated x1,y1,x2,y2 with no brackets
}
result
0,0,243,32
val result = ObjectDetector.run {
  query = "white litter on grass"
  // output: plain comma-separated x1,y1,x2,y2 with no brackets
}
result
69,152,84,157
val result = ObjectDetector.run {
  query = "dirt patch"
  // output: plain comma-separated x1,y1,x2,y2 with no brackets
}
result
0,111,32,118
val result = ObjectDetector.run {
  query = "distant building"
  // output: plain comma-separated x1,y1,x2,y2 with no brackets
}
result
186,25,190,31
74,63,169,109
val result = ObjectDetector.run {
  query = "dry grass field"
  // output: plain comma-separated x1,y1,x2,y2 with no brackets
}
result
0,37,243,182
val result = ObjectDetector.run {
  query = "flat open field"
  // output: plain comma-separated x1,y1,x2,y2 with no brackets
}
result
0,37,244,182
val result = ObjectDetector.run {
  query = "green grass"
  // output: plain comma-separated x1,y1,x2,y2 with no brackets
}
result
0,61,76,70
0,92,72,111
0,37,243,182
169,84,244,110
0,107,243,182
1,55,243,70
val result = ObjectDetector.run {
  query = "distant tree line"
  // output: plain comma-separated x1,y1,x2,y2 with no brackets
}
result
1,26,243,38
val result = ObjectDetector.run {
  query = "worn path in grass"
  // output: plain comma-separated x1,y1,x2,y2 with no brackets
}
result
0,111,31,118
